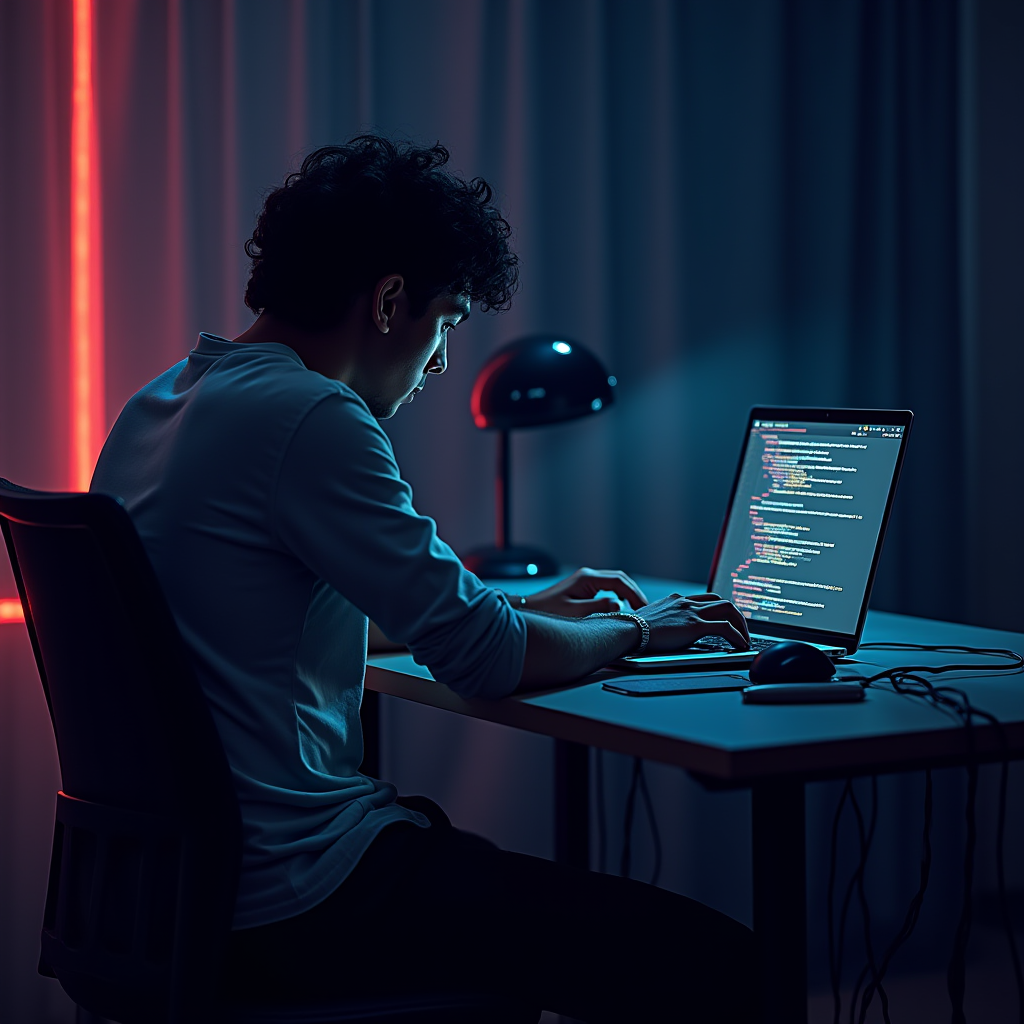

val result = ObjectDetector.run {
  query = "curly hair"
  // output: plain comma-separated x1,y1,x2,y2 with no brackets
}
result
244,136,519,330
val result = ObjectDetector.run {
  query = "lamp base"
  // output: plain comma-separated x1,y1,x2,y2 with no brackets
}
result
462,545,559,580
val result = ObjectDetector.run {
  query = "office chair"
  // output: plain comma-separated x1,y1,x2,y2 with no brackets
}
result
0,478,537,1024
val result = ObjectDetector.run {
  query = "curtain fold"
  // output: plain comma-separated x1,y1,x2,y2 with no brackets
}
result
2,1,1021,1017
4,0,1016,626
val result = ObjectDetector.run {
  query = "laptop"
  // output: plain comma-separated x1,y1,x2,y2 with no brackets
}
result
618,406,913,671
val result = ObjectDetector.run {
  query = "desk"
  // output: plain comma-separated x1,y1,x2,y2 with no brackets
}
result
364,578,1024,1023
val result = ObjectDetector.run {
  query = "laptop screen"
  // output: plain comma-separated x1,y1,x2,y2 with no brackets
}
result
709,412,910,638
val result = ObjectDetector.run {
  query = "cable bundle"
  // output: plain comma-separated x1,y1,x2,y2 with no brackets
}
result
829,643,1024,1024
595,751,663,886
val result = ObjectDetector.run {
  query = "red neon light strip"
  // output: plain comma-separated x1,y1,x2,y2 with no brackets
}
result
0,600,25,624
70,0,104,493
3,0,101,625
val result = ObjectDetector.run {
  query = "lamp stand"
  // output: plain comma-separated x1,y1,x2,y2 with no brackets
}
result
462,430,559,580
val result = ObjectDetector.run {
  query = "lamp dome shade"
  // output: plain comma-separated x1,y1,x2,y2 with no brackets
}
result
470,335,616,430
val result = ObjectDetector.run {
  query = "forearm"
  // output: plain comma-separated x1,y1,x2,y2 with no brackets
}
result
517,611,639,691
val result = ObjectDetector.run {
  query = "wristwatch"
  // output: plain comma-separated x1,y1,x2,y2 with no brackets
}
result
591,611,651,654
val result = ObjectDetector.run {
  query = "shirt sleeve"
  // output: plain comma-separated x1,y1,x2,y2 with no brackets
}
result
272,390,526,699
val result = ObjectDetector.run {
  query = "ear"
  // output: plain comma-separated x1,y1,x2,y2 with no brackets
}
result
372,274,405,334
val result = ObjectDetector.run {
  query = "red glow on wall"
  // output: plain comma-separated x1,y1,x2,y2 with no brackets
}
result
3,0,102,625
70,0,104,493
0,600,25,624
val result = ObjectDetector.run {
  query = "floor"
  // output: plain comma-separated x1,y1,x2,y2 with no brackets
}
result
807,968,1019,1024
536,922,1024,1023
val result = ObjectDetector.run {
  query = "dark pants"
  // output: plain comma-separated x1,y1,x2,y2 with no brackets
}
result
224,797,758,1023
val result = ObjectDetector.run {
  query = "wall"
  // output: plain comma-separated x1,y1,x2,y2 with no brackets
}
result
1,1,1022,1019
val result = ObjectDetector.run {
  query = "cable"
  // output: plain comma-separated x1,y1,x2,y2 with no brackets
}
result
636,760,663,886
857,769,933,1024
620,757,642,878
948,761,978,1024
616,758,664,885
856,642,1023,680
847,778,883,1024
859,641,1023,662
828,642,1023,1023
997,753,1024,1024
828,778,852,1024
831,780,872,1024
886,672,1021,1024
835,787,867,1017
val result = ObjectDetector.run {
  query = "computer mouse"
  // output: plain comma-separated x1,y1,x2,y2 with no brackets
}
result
748,641,837,685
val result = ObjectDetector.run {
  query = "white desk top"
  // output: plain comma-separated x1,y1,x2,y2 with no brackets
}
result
365,578,1024,782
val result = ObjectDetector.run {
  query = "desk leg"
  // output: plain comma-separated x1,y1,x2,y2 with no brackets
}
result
554,740,589,869
361,687,381,779
752,780,807,1024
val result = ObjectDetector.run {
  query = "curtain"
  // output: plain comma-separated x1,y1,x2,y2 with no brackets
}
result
2,1,1022,1018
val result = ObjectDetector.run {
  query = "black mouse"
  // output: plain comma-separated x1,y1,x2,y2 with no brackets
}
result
748,640,837,684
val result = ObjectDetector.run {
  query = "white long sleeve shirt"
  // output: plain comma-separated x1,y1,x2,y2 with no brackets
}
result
91,333,526,928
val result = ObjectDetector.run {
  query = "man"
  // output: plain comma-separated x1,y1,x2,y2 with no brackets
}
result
92,135,757,1022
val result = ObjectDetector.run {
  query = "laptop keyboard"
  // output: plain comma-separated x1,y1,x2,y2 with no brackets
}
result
686,635,778,654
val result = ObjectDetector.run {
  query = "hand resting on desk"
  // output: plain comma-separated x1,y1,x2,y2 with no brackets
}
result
509,566,648,616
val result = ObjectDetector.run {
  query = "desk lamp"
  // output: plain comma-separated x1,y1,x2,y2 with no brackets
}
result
463,335,616,579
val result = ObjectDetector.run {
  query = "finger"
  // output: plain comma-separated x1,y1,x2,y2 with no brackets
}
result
574,596,623,616
695,600,752,642
697,620,750,651
692,600,732,618
526,568,585,606
685,592,721,602
573,569,648,608
640,593,683,615
524,582,560,605
553,568,606,598
605,570,648,608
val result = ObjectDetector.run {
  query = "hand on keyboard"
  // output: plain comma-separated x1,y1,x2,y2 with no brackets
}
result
637,592,752,653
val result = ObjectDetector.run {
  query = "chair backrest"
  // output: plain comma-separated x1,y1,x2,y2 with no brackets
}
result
0,478,241,1024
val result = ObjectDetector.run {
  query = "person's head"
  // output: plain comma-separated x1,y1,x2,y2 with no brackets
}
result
242,136,516,415
243,135,518,416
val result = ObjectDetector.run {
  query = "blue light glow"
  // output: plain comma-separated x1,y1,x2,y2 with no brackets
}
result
607,375,617,386
591,398,603,411
552,341,572,354
526,563,539,575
